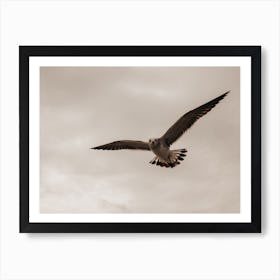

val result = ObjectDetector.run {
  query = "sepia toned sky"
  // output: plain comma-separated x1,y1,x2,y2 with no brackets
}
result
40,66,240,213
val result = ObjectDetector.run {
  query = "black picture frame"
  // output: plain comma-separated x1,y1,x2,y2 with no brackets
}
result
20,46,261,233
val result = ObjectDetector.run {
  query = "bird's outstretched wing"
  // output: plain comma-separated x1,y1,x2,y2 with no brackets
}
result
92,140,150,151
161,91,229,146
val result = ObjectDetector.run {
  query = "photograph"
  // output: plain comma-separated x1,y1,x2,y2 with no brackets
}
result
19,46,261,232
40,66,240,214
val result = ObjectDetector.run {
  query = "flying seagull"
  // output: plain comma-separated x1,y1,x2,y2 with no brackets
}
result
92,91,229,168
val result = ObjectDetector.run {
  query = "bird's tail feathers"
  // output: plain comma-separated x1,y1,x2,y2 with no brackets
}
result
149,149,187,168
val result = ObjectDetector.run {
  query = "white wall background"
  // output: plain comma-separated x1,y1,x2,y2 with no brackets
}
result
0,0,279,279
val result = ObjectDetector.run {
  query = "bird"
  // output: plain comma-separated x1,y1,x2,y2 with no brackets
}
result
91,91,229,168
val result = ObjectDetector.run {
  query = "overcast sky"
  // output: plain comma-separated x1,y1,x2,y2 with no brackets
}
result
40,66,240,213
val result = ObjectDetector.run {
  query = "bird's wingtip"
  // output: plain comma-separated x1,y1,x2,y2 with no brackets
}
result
219,90,230,100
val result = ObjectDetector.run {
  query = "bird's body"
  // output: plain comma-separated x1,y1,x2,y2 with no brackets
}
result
148,138,187,167
149,138,168,160
92,91,229,168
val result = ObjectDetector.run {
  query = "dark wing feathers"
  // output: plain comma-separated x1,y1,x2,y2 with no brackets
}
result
161,91,229,146
92,140,150,151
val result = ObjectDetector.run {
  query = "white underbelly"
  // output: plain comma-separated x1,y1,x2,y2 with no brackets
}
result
151,145,170,160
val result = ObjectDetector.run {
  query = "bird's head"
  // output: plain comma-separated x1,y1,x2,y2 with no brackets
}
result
149,138,159,147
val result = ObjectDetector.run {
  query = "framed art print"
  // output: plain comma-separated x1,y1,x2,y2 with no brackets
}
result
19,46,261,233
